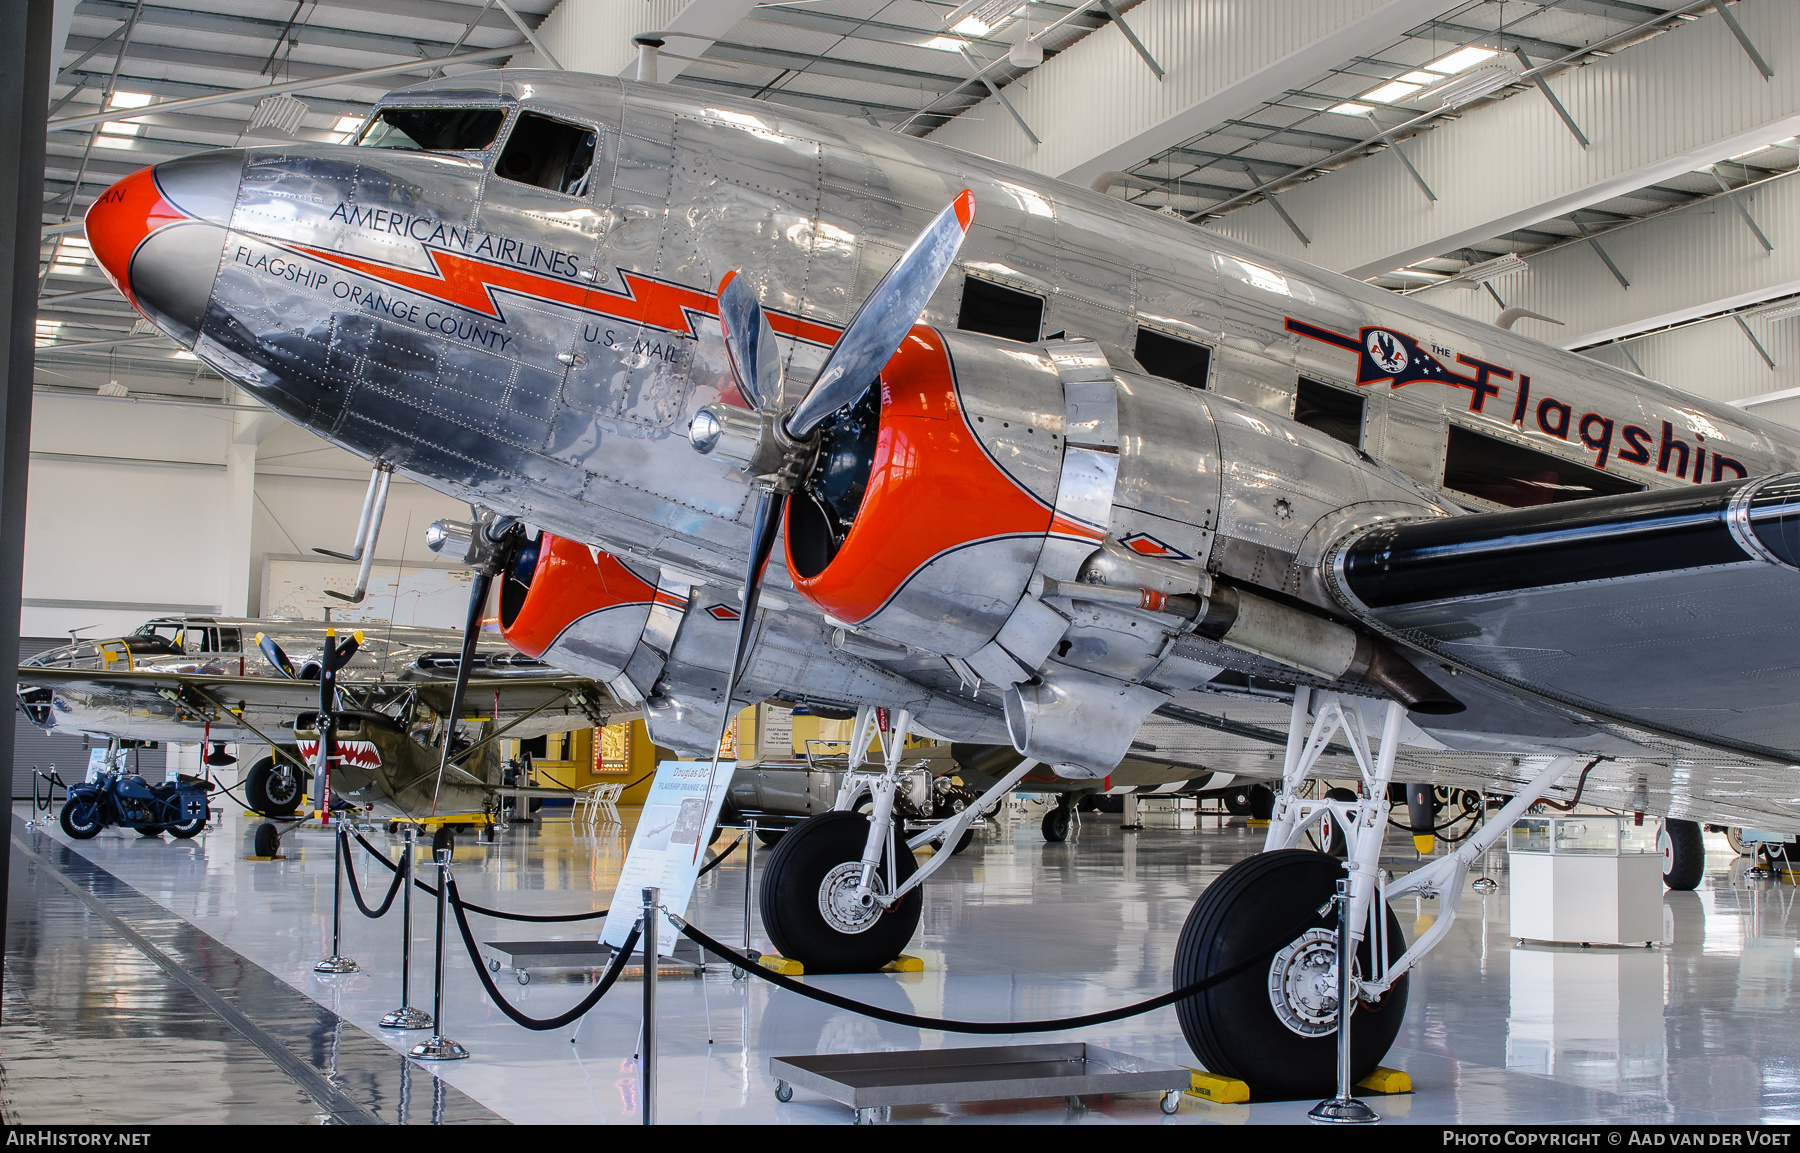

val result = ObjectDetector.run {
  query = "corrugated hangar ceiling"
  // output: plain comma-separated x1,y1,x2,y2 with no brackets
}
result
34,0,1800,421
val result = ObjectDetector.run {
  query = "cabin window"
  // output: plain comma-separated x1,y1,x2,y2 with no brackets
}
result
1294,377,1365,448
356,107,506,152
495,112,598,197
958,277,1043,343
1443,425,1641,508
1134,328,1211,390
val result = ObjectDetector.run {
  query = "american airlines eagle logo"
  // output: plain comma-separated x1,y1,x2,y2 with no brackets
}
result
1365,329,1409,377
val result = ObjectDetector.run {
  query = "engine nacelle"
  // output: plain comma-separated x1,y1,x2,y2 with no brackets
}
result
785,326,1078,659
498,533,669,683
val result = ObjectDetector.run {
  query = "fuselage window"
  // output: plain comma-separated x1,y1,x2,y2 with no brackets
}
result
957,276,1044,344
1134,328,1212,390
1443,425,1642,508
495,112,598,197
356,107,506,152
1294,377,1365,448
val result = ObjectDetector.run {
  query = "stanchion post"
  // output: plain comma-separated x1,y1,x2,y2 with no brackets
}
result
409,847,469,1060
1308,876,1379,1124
381,826,432,1030
743,819,756,964
642,885,659,1126
315,823,359,974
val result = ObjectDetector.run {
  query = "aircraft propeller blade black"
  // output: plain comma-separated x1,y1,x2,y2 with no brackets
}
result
255,633,296,680
429,541,505,814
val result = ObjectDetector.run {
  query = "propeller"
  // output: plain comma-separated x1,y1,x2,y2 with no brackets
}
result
255,633,297,680
686,191,976,846
422,512,522,814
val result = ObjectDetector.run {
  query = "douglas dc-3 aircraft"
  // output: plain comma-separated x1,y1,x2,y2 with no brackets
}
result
79,69,1800,1098
18,615,626,821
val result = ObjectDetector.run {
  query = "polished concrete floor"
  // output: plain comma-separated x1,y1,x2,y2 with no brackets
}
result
5,797,1799,1125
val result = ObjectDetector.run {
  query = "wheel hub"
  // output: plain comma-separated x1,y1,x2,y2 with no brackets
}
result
268,770,300,805
1268,928,1351,1037
818,862,886,934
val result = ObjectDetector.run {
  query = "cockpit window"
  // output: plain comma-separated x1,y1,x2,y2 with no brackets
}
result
495,112,597,197
357,107,506,152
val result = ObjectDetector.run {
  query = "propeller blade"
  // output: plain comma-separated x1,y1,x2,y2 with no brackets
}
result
255,633,296,680
430,565,495,815
786,190,974,439
694,484,786,863
728,486,786,686
717,271,783,414
328,629,365,672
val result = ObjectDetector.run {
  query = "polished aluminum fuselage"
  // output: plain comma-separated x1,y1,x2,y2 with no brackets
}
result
99,72,1800,820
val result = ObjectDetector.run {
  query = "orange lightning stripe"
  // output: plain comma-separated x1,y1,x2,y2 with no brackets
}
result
287,242,843,347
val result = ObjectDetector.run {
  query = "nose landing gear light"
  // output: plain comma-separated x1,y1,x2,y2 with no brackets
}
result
1173,849,1408,1101
759,811,922,973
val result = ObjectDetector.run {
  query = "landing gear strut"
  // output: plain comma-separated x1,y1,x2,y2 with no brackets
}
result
1173,688,1581,1102
759,705,1041,971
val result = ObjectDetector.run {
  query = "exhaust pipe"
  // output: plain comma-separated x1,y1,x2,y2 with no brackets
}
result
1039,575,1463,714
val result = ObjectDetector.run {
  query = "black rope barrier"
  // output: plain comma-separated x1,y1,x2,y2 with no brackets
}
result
672,911,1329,1035
696,835,742,880
351,829,610,922
341,836,407,919
446,876,643,1031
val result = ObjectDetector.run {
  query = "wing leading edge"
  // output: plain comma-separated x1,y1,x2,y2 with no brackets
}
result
1326,474,1800,763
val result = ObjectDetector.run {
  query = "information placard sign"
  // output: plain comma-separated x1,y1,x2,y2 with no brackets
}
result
600,759,735,954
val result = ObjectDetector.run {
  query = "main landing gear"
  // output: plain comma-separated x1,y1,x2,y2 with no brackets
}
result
759,705,1044,972
244,754,305,818
1173,688,1583,1103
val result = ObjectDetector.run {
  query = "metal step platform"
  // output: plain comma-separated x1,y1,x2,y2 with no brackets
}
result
770,1043,1190,1123
482,937,707,984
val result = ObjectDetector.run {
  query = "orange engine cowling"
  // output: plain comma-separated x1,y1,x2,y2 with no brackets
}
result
784,326,1086,658
498,533,671,682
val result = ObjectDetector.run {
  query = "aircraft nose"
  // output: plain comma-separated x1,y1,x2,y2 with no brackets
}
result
86,149,244,347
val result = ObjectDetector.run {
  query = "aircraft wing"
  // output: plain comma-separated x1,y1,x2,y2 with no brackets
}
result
17,667,631,736
1328,473,1800,764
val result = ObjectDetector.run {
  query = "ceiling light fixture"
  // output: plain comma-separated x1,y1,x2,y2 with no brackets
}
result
1329,101,1374,116
1362,80,1424,104
1427,46,1499,74
1756,301,1800,321
944,0,1023,37
1438,252,1529,289
1419,63,1517,108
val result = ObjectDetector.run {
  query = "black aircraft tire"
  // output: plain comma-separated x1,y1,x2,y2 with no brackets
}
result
755,829,786,848
244,757,304,818
1174,849,1409,1101
433,826,455,856
253,822,280,858
1660,819,1705,891
1223,789,1254,817
60,798,103,840
759,811,921,974
1042,806,1071,843
952,828,975,855
1248,785,1276,821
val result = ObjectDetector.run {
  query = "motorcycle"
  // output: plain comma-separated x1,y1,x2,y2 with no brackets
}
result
59,772,211,840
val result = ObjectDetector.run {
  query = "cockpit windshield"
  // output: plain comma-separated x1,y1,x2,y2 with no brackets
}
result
356,107,506,153
124,621,184,655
